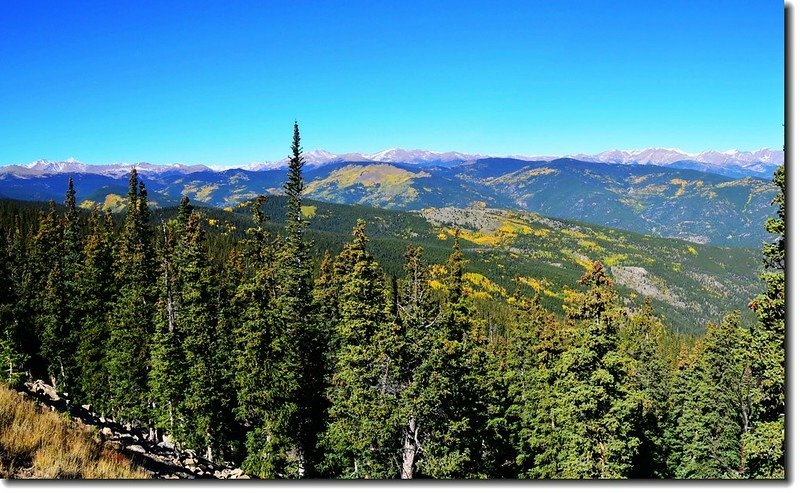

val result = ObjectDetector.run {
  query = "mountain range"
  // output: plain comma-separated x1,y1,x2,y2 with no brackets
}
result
0,147,783,179
0,154,778,247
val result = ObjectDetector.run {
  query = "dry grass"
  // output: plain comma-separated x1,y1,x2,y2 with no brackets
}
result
0,385,149,479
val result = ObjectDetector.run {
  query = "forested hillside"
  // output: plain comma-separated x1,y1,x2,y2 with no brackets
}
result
0,156,777,247
0,193,761,333
0,126,784,479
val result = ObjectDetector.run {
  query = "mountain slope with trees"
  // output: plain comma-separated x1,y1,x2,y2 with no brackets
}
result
0,157,776,247
0,125,784,479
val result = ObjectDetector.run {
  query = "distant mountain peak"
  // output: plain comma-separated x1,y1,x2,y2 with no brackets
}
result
2,146,782,179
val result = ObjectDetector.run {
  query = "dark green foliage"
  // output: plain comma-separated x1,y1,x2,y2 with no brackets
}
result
0,227,28,385
278,122,326,476
322,220,402,478
177,211,233,461
75,207,116,412
40,263,70,388
395,245,440,479
742,164,785,478
2,216,36,383
107,169,156,422
149,207,185,436
540,262,640,478
234,195,305,477
622,299,671,478
502,287,565,478
30,201,65,385
407,238,492,479
54,178,84,393
0,136,784,480
666,313,750,478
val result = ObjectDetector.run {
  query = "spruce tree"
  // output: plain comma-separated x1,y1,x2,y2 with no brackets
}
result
322,220,401,478
5,217,35,379
30,201,64,381
623,298,671,478
58,178,83,392
277,121,325,476
396,245,439,479
107,169,156,423
545,262,639,478
743,164,785,478
149,209,186,438
233,125,323,477
502,286,563,478
409,237,491,479
75,206,116,413
177,211,232,461
664,340,703,476
234,195,295,477
0,228,28,385
313,250,340,367
667,313,750,478
40,261,68,388
214,247,247,461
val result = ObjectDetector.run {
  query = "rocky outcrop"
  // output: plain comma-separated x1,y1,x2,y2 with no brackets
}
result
21,380,250,480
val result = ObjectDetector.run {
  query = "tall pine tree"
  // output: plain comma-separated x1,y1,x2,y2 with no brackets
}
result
107,169,156,423
409,237,491,479
743,164,785,478
545,262,639,478
322,220,402,478
75,206,116,412
177,210,233,461
277,121,325,476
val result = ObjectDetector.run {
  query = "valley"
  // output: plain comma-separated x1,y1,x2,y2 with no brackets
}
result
0,156,778,247
89,194,759,334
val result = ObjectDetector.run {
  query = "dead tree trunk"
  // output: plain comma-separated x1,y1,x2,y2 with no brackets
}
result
401,417,418,479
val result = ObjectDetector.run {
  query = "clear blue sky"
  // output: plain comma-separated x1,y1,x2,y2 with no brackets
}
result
0,0,784,166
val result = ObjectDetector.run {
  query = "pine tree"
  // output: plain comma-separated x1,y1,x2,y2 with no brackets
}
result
30,201,64,382
664,340,703,475
4,217,35,380
107,169,156,423
57,178,83,392
277,121,325,476
30,201,62,287
0,227,28,385
75,206,116,413
233,194,295,477
40,261,68,388
177,211,232,462
743,164,785,478
502,285,563,478
213,247,247,461
284,121,307,250
313,250,340,365
396,245,439,479
233,125,324,477
322,220,402,478
545,262,639,478
410,237,490,479
149,208,186,438
623,298,671,478
667,313,750,478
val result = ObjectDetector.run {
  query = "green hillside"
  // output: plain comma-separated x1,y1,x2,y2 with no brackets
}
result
157,196,760,333
0,158,776,247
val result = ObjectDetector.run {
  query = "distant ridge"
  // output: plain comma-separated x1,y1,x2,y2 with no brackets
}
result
0,147,782,179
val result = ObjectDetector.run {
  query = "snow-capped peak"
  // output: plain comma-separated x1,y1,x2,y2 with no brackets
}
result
2,147,782,179
564,147,783,167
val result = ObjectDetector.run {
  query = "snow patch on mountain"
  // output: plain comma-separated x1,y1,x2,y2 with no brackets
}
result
1,147,782,178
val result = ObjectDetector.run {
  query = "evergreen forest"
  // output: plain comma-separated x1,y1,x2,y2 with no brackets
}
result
0,124,785,479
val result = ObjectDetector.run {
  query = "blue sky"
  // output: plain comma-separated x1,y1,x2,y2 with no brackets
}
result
0,0,784,165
